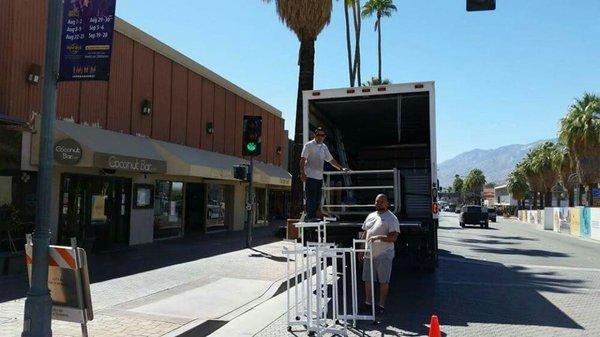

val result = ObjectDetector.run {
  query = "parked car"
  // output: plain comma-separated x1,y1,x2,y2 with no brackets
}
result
460,205,489,228
487,208,497,222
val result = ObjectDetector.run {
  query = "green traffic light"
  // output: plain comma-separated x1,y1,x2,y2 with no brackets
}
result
246,142,257,152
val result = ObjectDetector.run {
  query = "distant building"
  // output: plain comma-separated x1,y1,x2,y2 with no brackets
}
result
494,185,519,206
483,188,495,207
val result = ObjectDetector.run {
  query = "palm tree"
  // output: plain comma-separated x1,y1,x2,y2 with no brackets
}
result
521,150,544,209
361,0,397,82
341,0,353,86
263,0,333,217
453,174,464,203
559,92,600,206
507,166,529,211
340,0,363,86
557,146,576,207
364,76,391,86
464,169,486,204
530,142,560,207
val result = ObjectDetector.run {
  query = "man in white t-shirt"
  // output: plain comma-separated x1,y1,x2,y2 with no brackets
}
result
300,127,348,220
359,194,400,314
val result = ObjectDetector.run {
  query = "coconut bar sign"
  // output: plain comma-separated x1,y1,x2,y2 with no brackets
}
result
54,139,83,165
93,153,166,174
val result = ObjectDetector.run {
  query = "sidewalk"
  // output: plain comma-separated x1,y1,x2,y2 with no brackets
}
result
0,224,292,337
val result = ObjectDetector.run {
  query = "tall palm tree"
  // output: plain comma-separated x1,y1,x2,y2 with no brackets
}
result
340,0,362,86
530,142,560,207
464,168,486,204
507,165,529,211
350,0,363,85
557,146,576,207
341,0,353,86
521,150,544,209
361,0,397,82
453,174,464,203
263,0,333,217
559,92,600,206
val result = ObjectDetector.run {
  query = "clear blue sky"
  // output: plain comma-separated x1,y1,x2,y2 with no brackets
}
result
115,0,600,163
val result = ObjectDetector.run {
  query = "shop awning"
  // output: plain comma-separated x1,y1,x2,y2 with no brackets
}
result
253,162,292,187
42,120,167,173
153,140,291,187
152,140,247,180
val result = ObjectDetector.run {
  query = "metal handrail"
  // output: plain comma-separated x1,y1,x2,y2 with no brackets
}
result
323,169,394,175
321,168,401,215
323,186,394,191
321,204,394,208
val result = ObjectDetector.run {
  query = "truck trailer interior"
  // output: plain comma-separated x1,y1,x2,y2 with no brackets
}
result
308,90,437,270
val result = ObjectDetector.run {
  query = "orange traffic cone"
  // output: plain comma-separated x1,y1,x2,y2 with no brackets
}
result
428,315,441,337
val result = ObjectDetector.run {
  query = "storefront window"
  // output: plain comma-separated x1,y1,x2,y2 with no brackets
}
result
154,181,183,239
206,183,231,232
255,188,267,225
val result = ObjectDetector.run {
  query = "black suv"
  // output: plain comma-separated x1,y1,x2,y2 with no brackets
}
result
487,208,497,222
460,205,489,228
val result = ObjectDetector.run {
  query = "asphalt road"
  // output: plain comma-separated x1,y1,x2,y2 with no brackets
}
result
257,212,600,336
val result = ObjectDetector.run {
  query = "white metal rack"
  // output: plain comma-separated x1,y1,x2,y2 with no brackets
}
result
283,218,376,337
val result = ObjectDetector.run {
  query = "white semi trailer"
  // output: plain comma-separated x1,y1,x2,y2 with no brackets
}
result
302,81,439,270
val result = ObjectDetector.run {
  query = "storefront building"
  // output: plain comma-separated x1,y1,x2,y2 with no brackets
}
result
0,4,291,252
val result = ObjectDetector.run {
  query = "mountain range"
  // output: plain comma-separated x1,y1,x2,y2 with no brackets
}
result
438,139,555,188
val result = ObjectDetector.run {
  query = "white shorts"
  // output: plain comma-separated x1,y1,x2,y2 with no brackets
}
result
362,257,393,283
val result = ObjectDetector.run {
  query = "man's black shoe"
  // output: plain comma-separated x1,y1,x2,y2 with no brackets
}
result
376,305,385,315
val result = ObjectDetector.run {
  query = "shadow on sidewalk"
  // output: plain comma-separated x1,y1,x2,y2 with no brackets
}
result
339,249,583,336
0,224,282,303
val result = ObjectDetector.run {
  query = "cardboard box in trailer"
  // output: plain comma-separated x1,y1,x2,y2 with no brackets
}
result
303,82,439,270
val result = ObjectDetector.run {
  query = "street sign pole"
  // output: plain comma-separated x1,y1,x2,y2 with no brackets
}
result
22,0,62,336
246,156,254,248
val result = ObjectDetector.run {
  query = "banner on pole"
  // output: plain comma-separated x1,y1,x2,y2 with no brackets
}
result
58,0,117,81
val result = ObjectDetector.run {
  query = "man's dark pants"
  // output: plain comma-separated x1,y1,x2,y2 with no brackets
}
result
305,178,323,219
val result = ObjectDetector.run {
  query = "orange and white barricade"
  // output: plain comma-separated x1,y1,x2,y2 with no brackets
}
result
25,235,93,337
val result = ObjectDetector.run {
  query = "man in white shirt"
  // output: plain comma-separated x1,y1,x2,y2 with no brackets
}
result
300,127,348,220
359,194,400,314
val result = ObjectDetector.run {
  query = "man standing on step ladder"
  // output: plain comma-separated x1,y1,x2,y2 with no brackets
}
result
300,126,349,222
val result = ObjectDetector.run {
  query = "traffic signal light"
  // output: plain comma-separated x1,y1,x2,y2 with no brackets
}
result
467,0,495,11
243,115,262,156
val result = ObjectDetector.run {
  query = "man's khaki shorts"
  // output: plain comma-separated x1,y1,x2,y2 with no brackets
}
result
362,256,393,283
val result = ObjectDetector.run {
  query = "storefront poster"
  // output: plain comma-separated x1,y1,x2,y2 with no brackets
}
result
559,207,571,233
590,208,600,241
581,207,591,238
59,0,117,81
570,207,581,237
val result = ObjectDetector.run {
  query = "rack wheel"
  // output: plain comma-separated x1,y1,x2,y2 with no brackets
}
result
295,316,301,321
287,326,292,332
335,319,340,324
308,332,316,337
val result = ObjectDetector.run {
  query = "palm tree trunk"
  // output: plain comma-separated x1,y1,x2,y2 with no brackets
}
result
545,189,552,208
586,184,594,207
351,0,362,85
568,186,575,207
377,13,382,81
532,191,537,210
343,2,354,86
290,38,316,218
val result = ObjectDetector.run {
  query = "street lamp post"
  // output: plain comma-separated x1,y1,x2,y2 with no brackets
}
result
22,0,63,336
